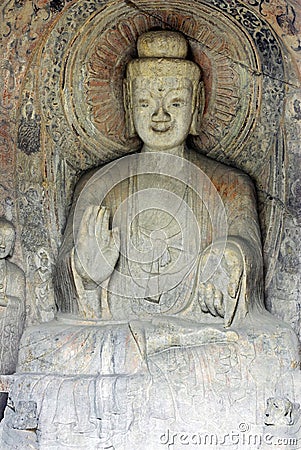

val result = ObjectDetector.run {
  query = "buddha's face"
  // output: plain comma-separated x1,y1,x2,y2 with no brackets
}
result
132,77,194,151
0,224,15,259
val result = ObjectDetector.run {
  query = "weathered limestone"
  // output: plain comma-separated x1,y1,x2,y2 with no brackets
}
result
0,219,25,376
0,219,25,423
0,31,299,449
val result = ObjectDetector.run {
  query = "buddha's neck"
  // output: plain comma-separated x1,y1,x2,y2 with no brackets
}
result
141,144,185,157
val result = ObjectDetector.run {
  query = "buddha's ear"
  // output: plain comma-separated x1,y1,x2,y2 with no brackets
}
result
190,81,205,136
8,231,15,257
123,79,137,138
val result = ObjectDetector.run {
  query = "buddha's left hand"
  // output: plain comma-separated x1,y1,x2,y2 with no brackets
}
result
198,246,243,327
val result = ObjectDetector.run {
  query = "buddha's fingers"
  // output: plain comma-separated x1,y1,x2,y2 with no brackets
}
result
110,227,120,253
96,206,107,244
198,284,209,313
224,288,240,328
78,205,95,239
214,289,224,317
102,208,111,246
228,266,243,299
204,283,217,317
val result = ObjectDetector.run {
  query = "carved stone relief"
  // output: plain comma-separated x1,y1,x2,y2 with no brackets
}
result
9,0,299,332
0,0,300,449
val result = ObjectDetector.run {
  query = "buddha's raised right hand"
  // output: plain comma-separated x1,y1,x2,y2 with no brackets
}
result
74,205,120,287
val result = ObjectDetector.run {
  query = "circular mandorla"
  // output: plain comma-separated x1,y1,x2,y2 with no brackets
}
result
73,152,228,299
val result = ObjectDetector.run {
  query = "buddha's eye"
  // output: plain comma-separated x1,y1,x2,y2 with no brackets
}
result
139,100,149,108
170,99,185,108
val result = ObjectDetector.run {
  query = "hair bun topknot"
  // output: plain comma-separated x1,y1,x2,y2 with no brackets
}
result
137,31,188,59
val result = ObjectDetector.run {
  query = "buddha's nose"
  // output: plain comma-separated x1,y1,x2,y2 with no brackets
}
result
152,105,171,122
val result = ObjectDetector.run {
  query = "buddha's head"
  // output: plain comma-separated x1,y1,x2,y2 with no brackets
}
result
124,31,204,151
0,218,15,259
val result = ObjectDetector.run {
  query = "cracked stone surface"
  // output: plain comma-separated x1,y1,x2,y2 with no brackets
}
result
0,2,300,449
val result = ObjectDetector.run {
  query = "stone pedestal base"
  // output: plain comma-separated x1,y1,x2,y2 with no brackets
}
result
0,369,300,450
1,316,300,449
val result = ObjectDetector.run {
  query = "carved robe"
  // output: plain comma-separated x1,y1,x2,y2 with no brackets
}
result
16,150,299,447
0,260,25,374
55,148,264,326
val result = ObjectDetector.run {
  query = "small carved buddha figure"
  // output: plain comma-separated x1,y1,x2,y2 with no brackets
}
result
0,218,25,374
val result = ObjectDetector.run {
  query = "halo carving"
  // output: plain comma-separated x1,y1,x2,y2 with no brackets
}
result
61,1,261,159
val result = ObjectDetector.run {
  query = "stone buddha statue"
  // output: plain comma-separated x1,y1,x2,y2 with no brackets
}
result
0,218,25,421
19,30,299,361
13,31,300,449
0,218,25,375
52,31,291,333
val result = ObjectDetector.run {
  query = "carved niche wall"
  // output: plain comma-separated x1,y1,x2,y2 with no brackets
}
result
0,1,301,449
2,0,299,334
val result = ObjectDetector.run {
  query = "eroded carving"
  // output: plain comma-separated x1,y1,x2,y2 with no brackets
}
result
10,31,300,448
53,31,286,333
7,400,38,430
17,97,41,155
0,218,25,375
13,0,297,337
265,397,300,426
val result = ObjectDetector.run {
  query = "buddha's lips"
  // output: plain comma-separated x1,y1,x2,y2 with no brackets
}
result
151,124,171,132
